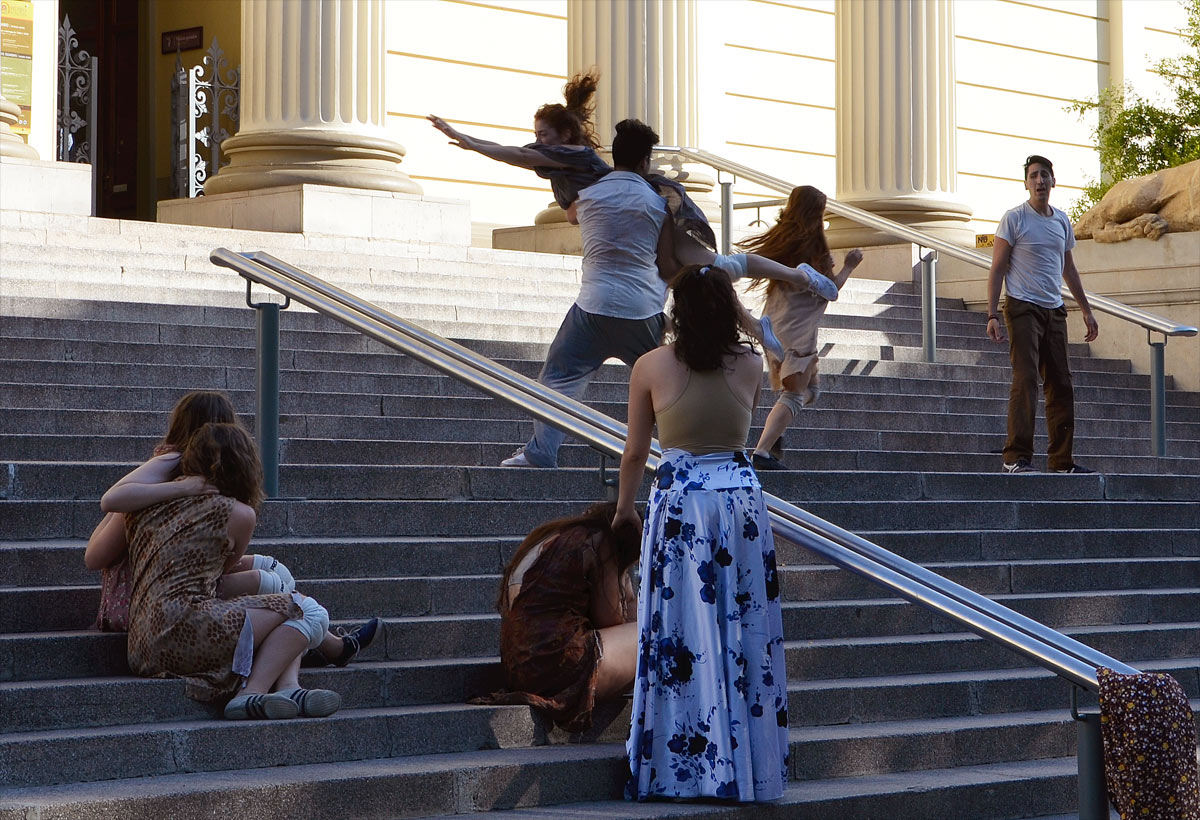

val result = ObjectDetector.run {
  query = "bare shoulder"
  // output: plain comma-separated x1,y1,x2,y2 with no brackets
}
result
228,501,257,532
632,345,673,375
733,344,763,371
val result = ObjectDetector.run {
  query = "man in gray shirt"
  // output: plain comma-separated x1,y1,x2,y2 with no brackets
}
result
985,154,1099,474
502,119,671,467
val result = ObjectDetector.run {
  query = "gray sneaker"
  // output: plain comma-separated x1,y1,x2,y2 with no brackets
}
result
1001,459,1036,474
501,450,534,467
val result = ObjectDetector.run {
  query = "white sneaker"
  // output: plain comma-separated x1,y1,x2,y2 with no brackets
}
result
758,315,785,361
500,450,533,467
797,263,839,302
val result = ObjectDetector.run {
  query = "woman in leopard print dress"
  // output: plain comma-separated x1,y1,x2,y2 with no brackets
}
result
94,422,341,720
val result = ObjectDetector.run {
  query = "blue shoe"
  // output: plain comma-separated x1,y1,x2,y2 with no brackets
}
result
798,263,839,302
758,315,785,361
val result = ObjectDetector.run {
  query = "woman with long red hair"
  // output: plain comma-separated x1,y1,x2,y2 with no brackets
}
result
741,186,864,470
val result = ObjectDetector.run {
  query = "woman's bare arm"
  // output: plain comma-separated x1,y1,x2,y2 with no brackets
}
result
84,512,128,570
222,502,258,573
428,116,570,171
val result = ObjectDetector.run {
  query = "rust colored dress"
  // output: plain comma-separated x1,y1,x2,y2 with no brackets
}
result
472,526,633,733
124,495,300,703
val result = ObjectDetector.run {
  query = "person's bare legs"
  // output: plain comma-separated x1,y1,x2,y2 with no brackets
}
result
594,621,639,700
216,570,261,598
242,608,307,695
753,369,812,457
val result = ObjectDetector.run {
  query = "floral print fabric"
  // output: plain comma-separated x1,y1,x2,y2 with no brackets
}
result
1098,666,1200,819
627,450,789,802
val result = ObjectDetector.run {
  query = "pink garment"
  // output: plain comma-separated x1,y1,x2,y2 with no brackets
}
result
762,282,828,390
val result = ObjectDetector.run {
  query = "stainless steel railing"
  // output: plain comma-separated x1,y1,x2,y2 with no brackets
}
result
654,146,1198,456
213,247,1132,815
212,246,1139,690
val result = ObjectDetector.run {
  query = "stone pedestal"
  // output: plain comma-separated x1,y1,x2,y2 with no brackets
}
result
158,185,469,244
827,0,972,249
493,222,582,255
0,156,93,215
167,0,422,234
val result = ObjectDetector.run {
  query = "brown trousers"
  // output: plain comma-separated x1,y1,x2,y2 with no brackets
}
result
1003,297,1075,470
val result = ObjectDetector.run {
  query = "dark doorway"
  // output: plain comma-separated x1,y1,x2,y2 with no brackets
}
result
60,0,140,220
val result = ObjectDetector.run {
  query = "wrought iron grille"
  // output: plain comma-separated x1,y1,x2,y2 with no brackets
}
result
171,38,240,198
56,13,97,165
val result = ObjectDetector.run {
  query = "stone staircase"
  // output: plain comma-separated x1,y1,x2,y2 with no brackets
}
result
1,213,1199,819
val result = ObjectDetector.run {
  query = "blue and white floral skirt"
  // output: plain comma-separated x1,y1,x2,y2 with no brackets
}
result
626,449,789,802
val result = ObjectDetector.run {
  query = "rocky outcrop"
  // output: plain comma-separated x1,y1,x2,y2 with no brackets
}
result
1074,159,1200,242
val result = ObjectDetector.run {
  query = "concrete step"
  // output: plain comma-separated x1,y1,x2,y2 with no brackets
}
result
4,495,1198,540
3,526,1192,594
0,752,1084,820
7,460,1200,503
6,434,1200,478
8,572,1200,639
0,330,1137,378
5,617,1197,684
0,354,1171,397
5,652,1195,739
0,536,517,586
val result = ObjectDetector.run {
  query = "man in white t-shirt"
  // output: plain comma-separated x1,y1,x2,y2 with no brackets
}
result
985,154,1099,474
502,119,672,467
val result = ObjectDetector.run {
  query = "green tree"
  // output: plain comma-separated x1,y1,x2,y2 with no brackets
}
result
1068,0,1200,220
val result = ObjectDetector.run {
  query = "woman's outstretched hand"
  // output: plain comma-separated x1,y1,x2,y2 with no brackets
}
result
428,115,469,149
845,248,864,270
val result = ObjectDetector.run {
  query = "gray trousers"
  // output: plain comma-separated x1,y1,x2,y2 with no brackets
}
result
523,304,666,467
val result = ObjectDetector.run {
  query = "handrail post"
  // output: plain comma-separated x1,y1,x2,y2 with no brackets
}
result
1072,687,1109,819
920,247,938,363
1149,332,1167,457
246,282,288,498
720,176,734,255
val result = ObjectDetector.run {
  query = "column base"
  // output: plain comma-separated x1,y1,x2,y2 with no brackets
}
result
0,157,92,215
157,184,470,244
0,97,38,160
825,196,975,250
203,129,423,197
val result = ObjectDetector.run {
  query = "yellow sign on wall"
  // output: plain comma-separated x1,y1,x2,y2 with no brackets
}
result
0,0,34,138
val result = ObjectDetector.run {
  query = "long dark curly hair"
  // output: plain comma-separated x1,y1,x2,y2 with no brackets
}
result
179,422,265,511
497,501,640,611
534,69,601,148
669,264,746,372
740,185,832,299
158,391,238,453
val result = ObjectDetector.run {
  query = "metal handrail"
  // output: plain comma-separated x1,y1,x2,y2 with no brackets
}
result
211,246,1138,692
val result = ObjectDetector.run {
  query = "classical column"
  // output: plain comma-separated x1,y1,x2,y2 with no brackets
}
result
825,0,972,248
0,93,38,159
559,0,715,222
204,0,419,196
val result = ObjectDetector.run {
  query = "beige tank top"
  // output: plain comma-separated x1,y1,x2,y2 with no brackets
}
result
655,368,754,454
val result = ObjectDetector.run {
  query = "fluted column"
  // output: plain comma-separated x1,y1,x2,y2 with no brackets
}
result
826,0,972,248
0,93,39,159
545,0,714,225
205,0,419,196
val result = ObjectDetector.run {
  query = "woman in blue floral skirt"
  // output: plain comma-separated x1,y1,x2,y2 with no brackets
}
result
613,264,789,802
